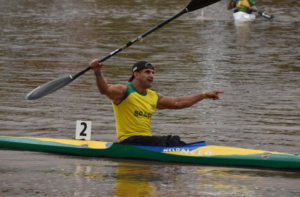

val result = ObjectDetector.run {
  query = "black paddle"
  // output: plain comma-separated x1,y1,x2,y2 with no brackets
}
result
235,1,274,20
25,0,221,100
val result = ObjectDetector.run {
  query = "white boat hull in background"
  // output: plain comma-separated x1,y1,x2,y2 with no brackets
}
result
233,11,255,23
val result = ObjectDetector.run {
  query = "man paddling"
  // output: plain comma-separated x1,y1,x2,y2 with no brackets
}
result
227,0,257,14
89,59,223,146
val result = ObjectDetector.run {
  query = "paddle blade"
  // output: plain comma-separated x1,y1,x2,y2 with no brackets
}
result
257,10,274,20
25,75,73,100
185,0,221,12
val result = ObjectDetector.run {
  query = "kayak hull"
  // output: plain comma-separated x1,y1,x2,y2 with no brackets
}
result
233,11,255,22
1,136,300,171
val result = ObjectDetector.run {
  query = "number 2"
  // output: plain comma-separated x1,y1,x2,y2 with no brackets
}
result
80,122,87,136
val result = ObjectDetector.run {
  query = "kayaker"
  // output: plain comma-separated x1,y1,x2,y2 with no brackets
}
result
89,59,223,146
227,0,257,14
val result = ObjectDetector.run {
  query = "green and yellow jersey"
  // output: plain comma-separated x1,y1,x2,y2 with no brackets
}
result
112,83,159,142
233,0,255,14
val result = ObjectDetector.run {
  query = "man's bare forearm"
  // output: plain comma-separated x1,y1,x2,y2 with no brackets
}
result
94,74,110,95
173,90,224,109
173,93,205,109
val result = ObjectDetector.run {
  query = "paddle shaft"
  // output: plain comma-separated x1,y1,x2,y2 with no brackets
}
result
72,9,187,80
25,0,221,100
24,9,187,100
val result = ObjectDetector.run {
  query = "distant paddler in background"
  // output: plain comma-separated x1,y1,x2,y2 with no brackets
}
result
227,0,257,22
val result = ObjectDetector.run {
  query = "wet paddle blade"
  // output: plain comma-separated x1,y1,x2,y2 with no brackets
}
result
25,75,73,100
257,10,274,20
185,0,221,12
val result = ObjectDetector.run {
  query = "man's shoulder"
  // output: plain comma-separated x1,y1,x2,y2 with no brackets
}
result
247,0,255,5
147,89,159,100
125,82,134,93
147,88,156,93
110,83,127,91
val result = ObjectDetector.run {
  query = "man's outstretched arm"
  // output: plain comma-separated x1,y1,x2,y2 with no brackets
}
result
156,90,224,110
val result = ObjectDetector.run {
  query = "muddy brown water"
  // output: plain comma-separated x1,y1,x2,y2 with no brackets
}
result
1,0,299,196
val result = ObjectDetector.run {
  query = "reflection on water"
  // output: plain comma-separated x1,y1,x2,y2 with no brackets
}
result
2,151,299,197
1,0,300,196
114,163,157,197
235,22,251,45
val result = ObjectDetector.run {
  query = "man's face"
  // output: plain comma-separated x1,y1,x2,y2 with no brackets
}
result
136,68,154,88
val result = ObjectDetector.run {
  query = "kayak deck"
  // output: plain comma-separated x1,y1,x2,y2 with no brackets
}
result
0,136,299,171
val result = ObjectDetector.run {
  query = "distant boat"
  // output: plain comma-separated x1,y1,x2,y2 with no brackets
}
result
233,11,256,23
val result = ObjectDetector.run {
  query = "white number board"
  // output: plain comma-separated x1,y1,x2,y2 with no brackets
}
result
76,120,92,140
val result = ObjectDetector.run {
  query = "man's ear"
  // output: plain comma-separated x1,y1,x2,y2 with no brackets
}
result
133,72,139,79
